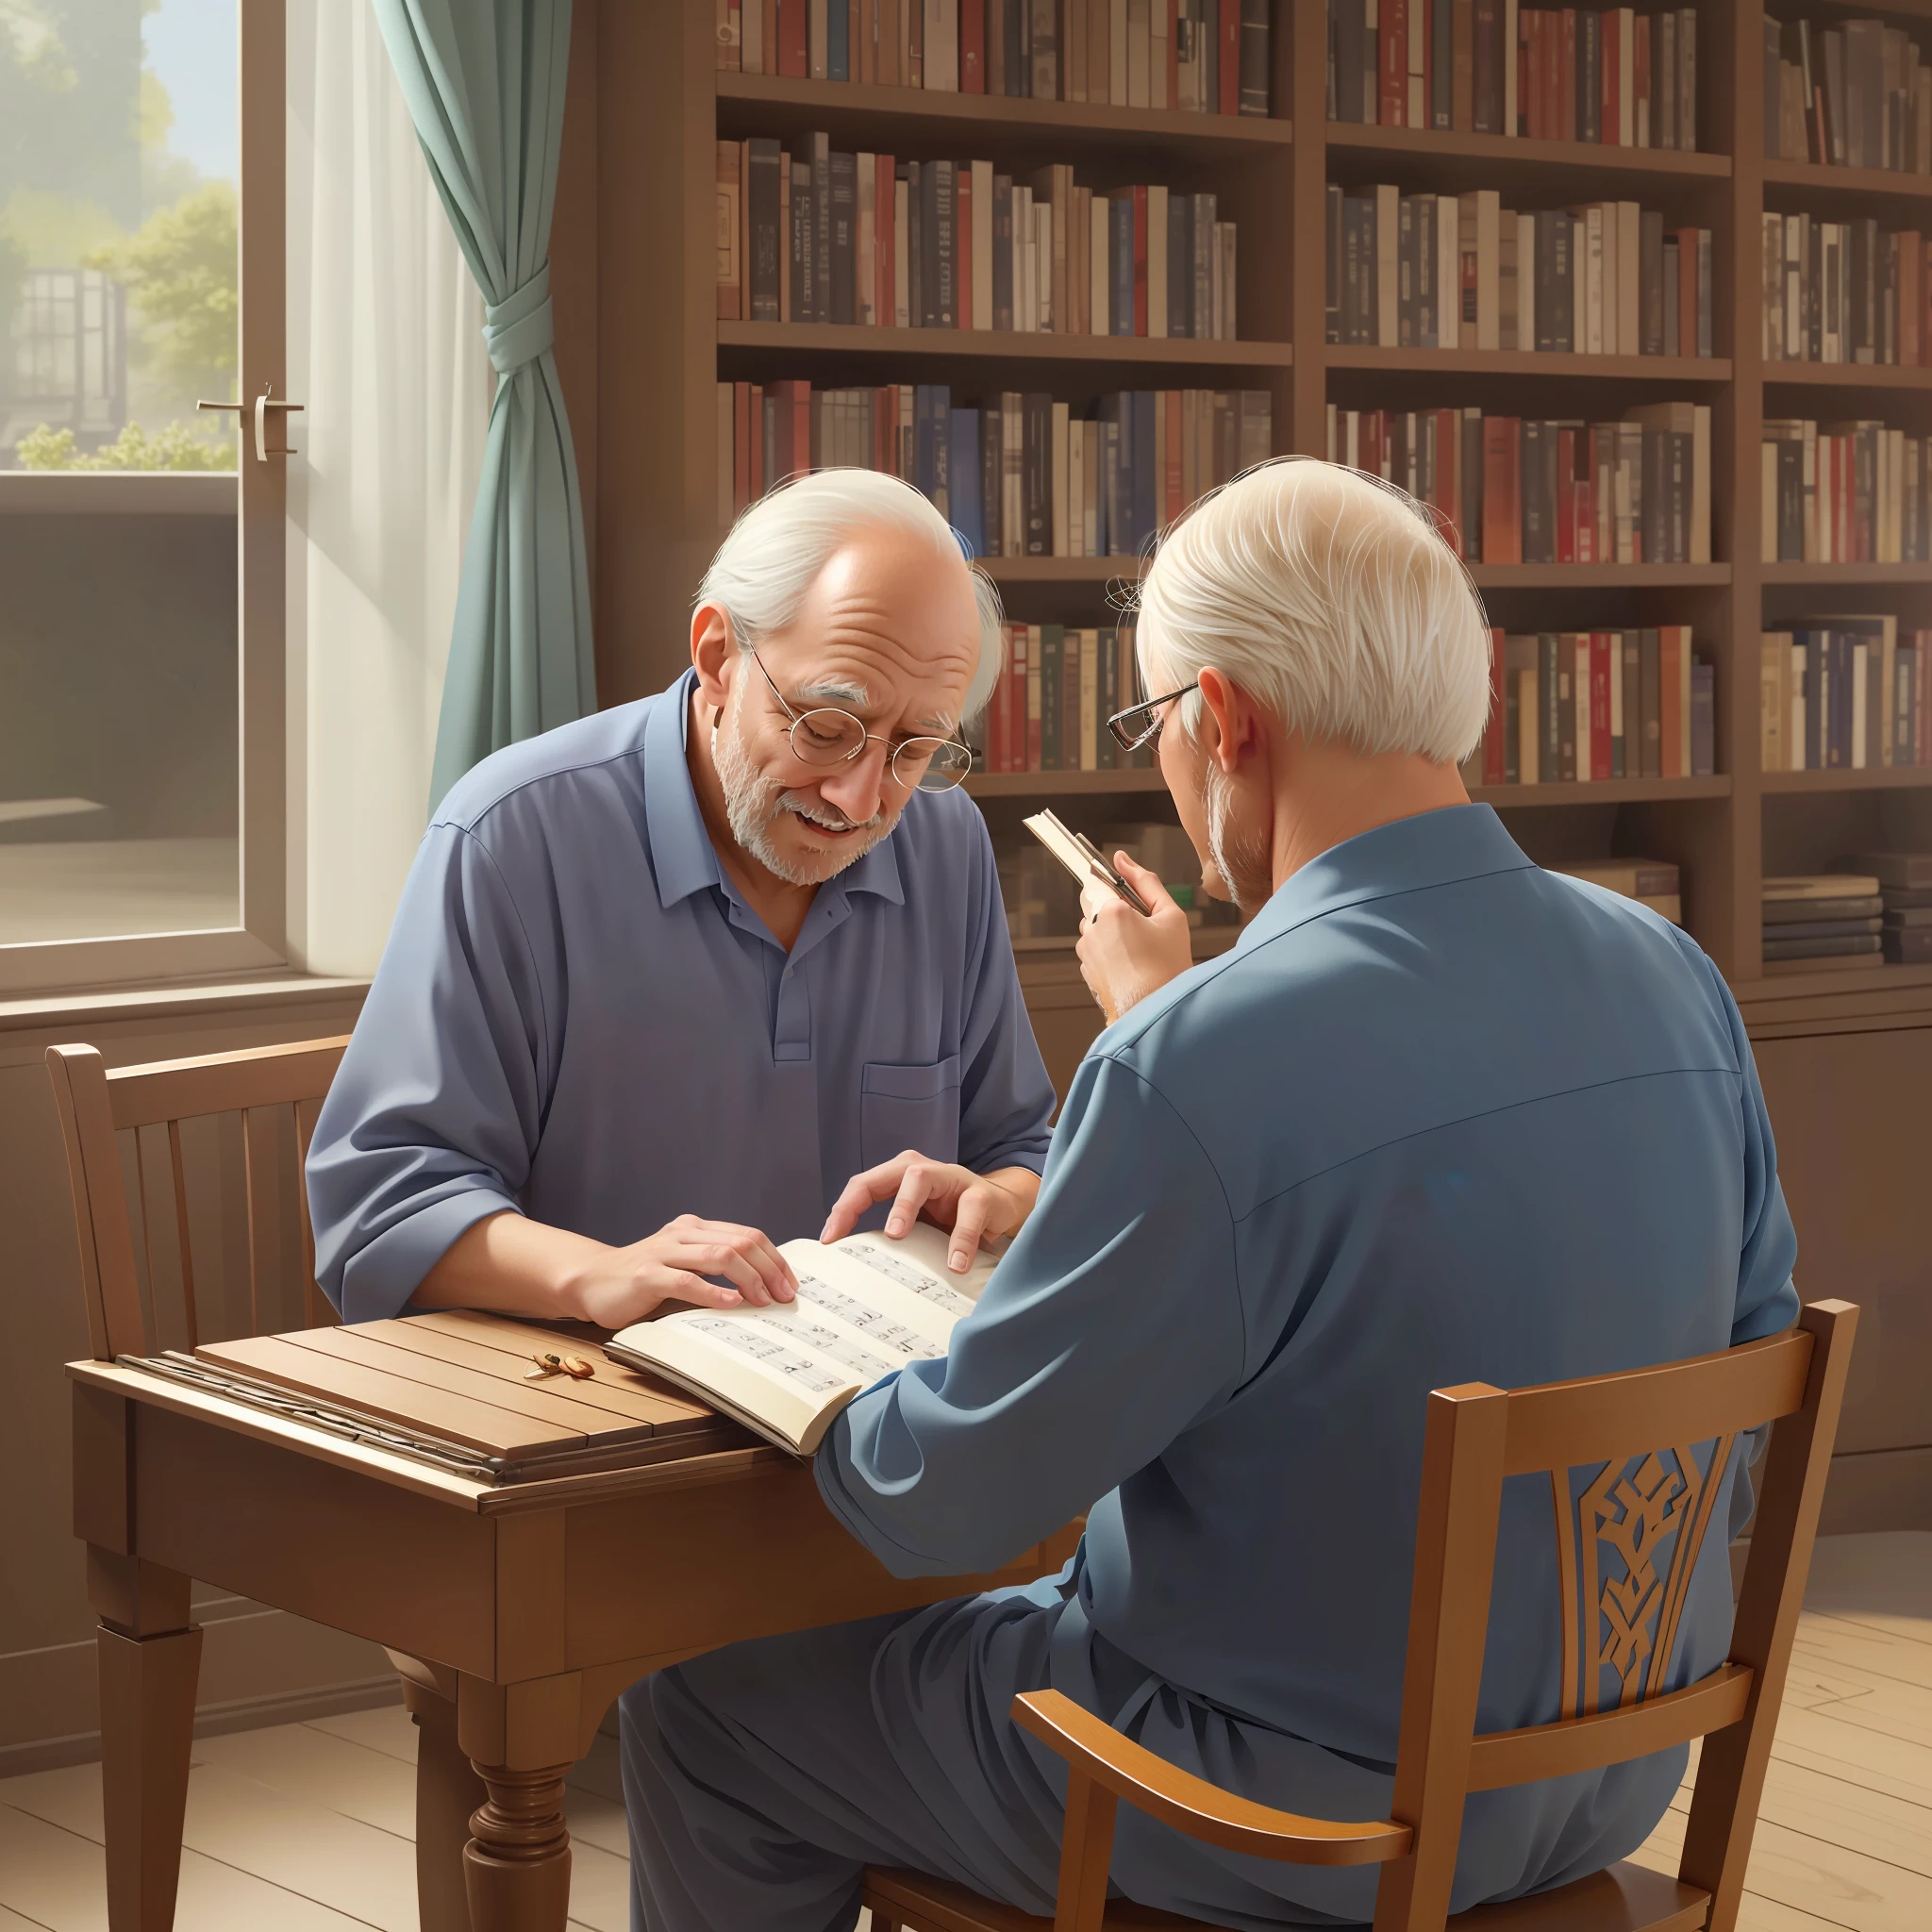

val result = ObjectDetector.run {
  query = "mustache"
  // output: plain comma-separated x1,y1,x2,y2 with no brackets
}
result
776,791,882,833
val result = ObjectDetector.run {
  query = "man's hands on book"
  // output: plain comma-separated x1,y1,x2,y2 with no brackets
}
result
821,1155,1041,1274
1076,853,1193,1024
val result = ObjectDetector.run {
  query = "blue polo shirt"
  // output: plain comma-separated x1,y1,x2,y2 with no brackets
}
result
816,803,1800,1917
308,672,1056,1324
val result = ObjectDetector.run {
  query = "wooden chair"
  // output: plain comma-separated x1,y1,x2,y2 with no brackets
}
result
45,1038,485,1932
866,1299,1857,1932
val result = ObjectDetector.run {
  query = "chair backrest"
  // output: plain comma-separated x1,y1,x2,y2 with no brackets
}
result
46,1038,352,1360
1373,1299,1857,1932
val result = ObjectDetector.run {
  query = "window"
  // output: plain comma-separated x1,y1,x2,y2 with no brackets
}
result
0,0,286,993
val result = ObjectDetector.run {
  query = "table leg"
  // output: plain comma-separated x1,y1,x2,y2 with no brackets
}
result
406,1681,483,1932
90,1551,198,1932
462,1762,573,1932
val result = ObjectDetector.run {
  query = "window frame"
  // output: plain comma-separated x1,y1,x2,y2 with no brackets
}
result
0,1,288,999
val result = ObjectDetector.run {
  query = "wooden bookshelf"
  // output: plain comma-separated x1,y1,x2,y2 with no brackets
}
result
1324,348,1731,381
716,322,1291,366
1760,767,1932,793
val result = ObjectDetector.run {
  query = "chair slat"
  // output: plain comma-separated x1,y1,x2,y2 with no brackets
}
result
1466,1664,1752,1793
107,1037,350,1130
241,1106,283,1339
167,1118,199,1350
45,1045,149,1359
1503,1332,1811,1476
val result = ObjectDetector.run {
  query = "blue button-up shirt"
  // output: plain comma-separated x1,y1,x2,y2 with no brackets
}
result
308,672,1056,1324
817,803,1800,1915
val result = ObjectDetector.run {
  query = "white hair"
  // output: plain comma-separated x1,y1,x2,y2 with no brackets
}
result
1132,458,1491,765
695,470,1007,718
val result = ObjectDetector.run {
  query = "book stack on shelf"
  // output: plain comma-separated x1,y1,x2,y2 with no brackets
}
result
1845,853,1932,963
1759,215,1932,366
1763,14,1932,171
1759,621,1928,774
980,623,1150,774
719,0,1273,114
1762,874,1886,970
1328,406,1711,565
1326,1,1700,147
719,384,1272,556
1327,185,1712,357
1552,857,1683,924
719,136,1241,336
1760,424,1932,564
1471,626,1712,786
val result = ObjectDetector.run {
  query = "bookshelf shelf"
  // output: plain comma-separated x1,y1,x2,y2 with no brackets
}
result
1762,364,1932,391
1475,777,1733,807
1323,124,1731,182
1325,348,1729,382
1760,561,1932,583
716,75,1293,158
1759,768,1932,793
1468,563,1731,588
966,769,1167,798
1761,158,1932,206
717,322,1292,368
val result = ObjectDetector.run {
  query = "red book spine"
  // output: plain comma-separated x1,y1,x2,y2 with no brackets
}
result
1602,9,1619,148
1424,0,1436,127
1133,184,1149,336
1560,9,1576,141
1382,0,1409,125
1219,0,1241,115
1591,632,1612,778
1169,0,1180,108
1557,425,1576,562
1634,14,1651,145
779,0,808,76
961,0,985,92
1484,627,1507,783
957,167,973,330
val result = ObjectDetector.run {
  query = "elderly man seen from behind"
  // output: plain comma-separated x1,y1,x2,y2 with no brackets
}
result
619,458,1800,1932
308,469,1054,1333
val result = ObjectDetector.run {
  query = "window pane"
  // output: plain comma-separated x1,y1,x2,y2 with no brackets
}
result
0,1,240,949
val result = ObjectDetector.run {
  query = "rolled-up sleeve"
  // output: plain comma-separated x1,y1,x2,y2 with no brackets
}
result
815,1051,1244,1576
953,825,1056,1177
308,824,552,1323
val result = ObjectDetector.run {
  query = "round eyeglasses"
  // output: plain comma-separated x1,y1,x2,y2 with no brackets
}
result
750,650,975,792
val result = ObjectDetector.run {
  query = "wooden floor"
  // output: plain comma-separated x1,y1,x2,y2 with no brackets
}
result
0,1532,1925,1930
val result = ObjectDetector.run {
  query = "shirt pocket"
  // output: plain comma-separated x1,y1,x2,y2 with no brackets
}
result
860,1056,963,1170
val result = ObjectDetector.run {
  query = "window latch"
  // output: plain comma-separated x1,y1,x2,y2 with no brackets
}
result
197,382,305,463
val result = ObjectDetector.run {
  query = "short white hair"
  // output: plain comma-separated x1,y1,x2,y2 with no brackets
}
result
695,470,1007,719
1132,458,1491,765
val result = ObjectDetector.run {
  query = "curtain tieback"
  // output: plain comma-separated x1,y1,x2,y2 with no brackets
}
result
483,266,555,375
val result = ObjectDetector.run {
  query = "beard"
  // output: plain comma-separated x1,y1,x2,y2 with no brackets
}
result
1203,760,1274,912
713,705,892,888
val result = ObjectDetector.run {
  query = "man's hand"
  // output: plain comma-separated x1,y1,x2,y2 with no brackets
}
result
415,1210,797,1328
1076,853,1194,1024
821,1154,1041,1273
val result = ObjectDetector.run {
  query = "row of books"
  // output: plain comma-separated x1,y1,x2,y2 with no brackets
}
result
1758,217,1932,367
718,382,1273,559
1762,860,1932,968
716,0,1273,115
718,137,1240,337
1758,625,1929,773
977,624,1155,774
1760,421,1932,564
1467,626,1713,784
1326,185,1712,357
1327,1,1701,150
1762,15,1932,175
1326,404,1713,565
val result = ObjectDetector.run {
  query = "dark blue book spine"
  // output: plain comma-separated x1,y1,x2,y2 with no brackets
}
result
1110,197,1134,337
950,408,983,555
1132,391,1157,554
828,0,848,79
1690,660,1715,776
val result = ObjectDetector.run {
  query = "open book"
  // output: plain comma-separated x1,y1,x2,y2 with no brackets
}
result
603,1223,996,1457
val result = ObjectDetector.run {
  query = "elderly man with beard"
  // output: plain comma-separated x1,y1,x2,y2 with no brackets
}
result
307,470,1055,1331
616,458,1798,1932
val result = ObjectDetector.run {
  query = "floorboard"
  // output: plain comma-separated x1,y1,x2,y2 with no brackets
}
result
1,1533,1924,1931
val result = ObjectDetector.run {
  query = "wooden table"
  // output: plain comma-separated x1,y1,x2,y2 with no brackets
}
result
69,1341,1075,1932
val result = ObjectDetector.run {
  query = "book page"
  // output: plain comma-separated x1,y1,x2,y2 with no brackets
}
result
607,1222,1000,1455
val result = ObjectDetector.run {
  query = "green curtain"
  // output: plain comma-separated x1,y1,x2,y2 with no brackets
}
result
372,0,596,815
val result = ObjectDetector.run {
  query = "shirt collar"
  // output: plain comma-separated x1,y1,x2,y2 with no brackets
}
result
644,667,906,912
1234,804,1535,953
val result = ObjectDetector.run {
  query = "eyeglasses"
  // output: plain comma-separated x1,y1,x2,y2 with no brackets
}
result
749,650,975,793
1105,682,1199,754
